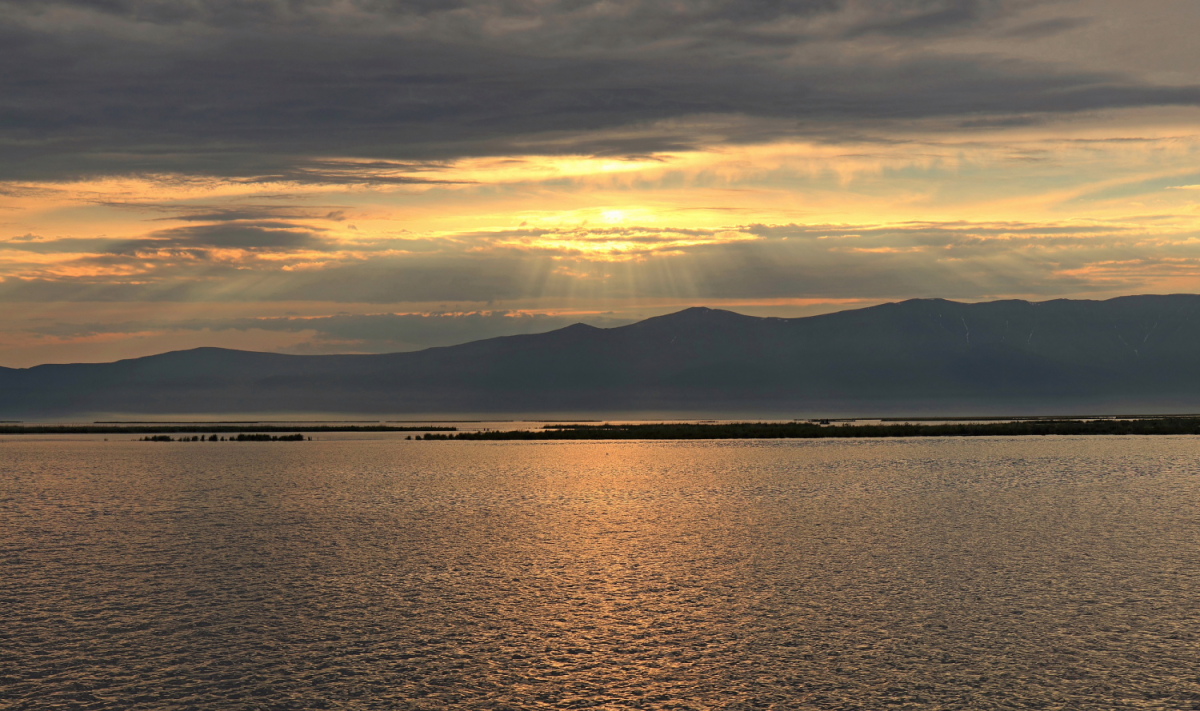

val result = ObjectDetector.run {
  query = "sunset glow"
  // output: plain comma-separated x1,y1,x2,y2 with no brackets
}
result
3,0,1200,366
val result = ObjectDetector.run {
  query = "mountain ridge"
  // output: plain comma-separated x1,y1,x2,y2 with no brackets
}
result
4,295,1200,417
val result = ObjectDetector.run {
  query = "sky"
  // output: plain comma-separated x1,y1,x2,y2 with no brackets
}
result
2,0,1200,367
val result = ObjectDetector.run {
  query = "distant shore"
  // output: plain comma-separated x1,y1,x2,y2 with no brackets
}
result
0,424,456,434
419,418,1200,440
8,418,1200,439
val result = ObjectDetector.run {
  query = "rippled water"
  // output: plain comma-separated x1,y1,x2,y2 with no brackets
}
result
4,436,1200,710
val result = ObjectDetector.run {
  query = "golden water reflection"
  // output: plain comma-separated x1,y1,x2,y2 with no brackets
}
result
3,437,1200,708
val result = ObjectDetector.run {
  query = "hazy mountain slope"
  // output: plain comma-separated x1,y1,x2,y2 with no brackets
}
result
3,295,1200,417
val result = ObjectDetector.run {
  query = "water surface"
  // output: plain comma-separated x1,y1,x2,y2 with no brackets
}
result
4,436,1200,709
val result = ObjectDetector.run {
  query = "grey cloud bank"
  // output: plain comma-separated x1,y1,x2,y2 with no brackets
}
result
1,0,1194,181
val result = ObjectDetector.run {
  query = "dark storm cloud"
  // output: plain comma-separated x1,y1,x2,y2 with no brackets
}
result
0,0,1194,182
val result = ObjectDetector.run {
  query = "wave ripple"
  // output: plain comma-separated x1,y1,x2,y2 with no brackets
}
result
3,437,1200,709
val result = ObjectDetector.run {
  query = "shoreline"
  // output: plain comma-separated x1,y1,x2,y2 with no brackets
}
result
0,424,455,435
420,418,1200,440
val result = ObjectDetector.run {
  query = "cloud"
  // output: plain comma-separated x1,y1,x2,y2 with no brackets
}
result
0,1,1027,36
0,249,535,302
1,222,331,255
999,16,1090,39
1,0,1196,182
5,218,1197,304
0,235,127,254
4,213,1200,365
841,0,1016,37
98,203,351,223
141,223,327,250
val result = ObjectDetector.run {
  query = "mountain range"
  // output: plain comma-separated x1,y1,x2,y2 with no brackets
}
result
4,295,1200,418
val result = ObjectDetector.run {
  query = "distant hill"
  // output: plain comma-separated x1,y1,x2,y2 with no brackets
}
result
4,295,1200,418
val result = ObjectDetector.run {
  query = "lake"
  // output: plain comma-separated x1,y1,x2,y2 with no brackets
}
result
4,435,1200,709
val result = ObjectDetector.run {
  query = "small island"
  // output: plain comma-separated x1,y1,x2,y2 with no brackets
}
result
140,433,310,442
0,424,457,435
